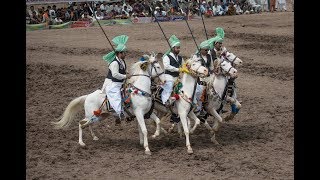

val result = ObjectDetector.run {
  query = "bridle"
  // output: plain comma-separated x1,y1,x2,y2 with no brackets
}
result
221,52,238,67
185,60,208,78
127,59,165,88
219,58,237,76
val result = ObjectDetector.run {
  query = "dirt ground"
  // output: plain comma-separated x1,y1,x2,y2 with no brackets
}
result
26,11,294,179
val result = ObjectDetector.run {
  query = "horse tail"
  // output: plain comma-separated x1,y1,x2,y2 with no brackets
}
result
52,95,88,129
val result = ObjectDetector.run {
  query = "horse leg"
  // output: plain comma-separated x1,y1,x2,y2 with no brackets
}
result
187,117,191,131
138,122,143,146
177,122,183,138
211,131,220,145
136,113,151,155
89,125,99,141
179,113,193,154
203,120,214,134
150,112,161,138
78,122,86,146
188,111,201,134
168,123,175,133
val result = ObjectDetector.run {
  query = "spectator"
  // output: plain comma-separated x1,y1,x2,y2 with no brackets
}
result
277,0,286,11
206,1,214,16
54,16,63,25
50,5,57,18
80,11,93,22
74,4,84,21
248,0,261,13
261,0,269,12
30,11,41,24
122,6,130,17
26,10,31,24
270,0,276,12
212,1,225,16
114,2,122,15
126,3,133,13
154,6,167,17
95,7,104,20
28,5,38,17
100,1,107,11
64,8,71,21
234,1,244,14
226,1,236,15
42,9,51,25
171,0,179,12
200,1,207,14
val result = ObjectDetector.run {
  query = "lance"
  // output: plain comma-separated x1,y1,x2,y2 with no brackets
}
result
198,0,208,39
182,3,199,50
86,2,116,52
149,6,171,49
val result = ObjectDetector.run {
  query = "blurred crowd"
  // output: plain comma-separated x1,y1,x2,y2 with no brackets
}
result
26,0,293,25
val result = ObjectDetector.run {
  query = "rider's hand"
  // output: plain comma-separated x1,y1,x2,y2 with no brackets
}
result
179,67,190,74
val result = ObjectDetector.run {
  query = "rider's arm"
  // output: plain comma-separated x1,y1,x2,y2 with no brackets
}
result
109,61,127,80
163,55,179,72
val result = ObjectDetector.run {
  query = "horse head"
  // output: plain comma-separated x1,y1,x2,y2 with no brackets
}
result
216,58,238,78
221,51,242,67
185,56,209,78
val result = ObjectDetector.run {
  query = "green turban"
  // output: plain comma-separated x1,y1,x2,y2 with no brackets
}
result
199,39,210,49
195,39,211,54
208,36,223,50
103,35,129,65
215,27,225,39
164,35,181,57
169,35,181,48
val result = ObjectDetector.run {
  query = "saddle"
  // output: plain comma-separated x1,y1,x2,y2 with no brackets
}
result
95,88,131,117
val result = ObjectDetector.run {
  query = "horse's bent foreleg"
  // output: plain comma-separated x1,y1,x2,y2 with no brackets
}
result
168,123,175,133
150,112,161,138
188,111,201,134
203,120,214,134
211,132,220,145
89,125,99,141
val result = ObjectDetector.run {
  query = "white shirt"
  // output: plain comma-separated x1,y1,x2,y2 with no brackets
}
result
192,53,214,72
163,52,184,81
108,56,127,80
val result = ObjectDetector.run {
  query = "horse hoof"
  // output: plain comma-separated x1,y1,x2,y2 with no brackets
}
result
187,149,194,154
151,134,159,139
145,150,152,156
93,136,99,141
79,142,86,146
211,139,220,145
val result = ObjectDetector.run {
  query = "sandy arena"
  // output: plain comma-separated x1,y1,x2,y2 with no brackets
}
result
26,11,293,179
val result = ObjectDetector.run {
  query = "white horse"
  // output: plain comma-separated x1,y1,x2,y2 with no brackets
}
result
220,49,243,121
190,58,238,144
153,57,209,154
52,53,166,155
221,50,243,67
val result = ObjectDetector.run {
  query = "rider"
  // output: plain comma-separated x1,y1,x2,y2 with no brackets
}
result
210,27,241,118
161,35,186,106
192,39,214,116
101,35,129,125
